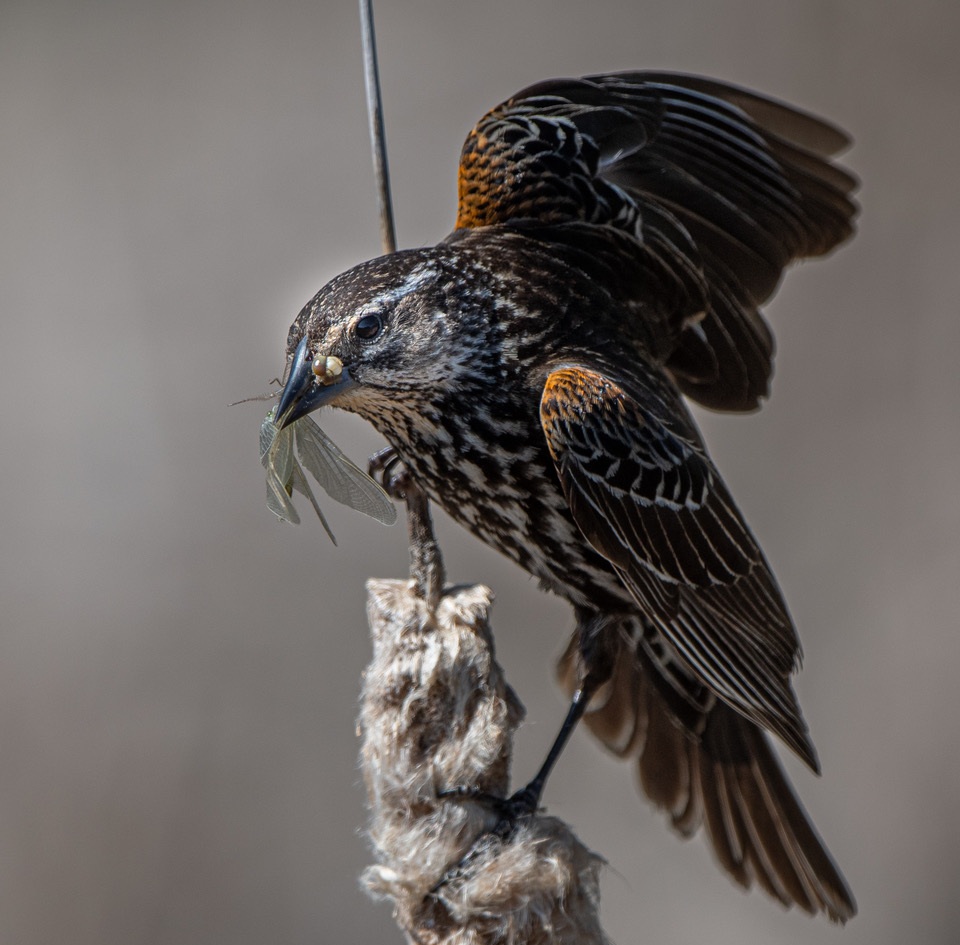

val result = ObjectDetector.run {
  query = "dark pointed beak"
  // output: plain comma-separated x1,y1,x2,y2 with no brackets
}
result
275,336,355,430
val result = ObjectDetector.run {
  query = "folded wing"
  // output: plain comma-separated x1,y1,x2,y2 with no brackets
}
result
540,363,817,768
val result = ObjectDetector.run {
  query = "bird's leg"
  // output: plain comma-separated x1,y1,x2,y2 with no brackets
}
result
429,665,608,900
428,683,598,894
438,614,617,830
436,661,610,841
501,654,613,819
505,615,618,816
504,674,602,814
369,446,445,610
404,479,445,611
429,628,615,894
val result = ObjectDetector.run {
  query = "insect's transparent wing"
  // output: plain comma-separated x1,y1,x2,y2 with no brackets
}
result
294,417,397,526
289,462,337,544
259,415,280,466
260,410,395,533
265,470,299,524
261,414,299,524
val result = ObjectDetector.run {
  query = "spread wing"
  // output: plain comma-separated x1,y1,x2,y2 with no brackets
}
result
459,73,857,410
540,364,817,768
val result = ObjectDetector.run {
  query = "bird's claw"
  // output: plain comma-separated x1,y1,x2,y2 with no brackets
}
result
429,782,544,895
368,446,411,501
437,781,543,840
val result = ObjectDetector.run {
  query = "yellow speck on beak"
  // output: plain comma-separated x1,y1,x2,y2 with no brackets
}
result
312,355,344,386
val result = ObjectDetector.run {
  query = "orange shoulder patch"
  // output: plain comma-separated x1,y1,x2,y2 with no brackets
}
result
541,366,626,428
456,132,509,230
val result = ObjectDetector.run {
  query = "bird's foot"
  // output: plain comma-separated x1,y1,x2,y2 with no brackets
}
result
430,781,544,894
369,446,446,609
437,779,543,841
368,446,409,500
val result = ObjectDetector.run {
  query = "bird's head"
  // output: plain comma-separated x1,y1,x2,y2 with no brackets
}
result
274,249,472,432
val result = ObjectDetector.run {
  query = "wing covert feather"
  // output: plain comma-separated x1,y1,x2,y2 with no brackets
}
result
540,365,816,767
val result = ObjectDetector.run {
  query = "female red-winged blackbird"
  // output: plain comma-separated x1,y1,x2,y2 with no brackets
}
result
273,73,857,920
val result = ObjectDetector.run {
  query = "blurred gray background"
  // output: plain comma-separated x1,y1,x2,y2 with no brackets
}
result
2,1,958,943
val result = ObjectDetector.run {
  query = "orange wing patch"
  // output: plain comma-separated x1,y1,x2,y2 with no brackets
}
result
540,366,628,450
455,103,584,230
456,113,527,230
456,128,502,229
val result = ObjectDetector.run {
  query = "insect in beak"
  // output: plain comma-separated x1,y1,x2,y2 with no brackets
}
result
261,338,395,538
275,337,357,430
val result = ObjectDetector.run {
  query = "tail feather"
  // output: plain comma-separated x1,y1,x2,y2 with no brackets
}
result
557,633,856,922
638,685,692,812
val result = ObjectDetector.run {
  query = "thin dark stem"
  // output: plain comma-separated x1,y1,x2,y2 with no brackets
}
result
359,5,442,610
359,0,397,255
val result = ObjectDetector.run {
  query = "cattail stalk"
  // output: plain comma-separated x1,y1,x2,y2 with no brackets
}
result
358,577,609,945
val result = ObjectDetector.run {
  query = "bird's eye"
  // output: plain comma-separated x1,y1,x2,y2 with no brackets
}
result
354,313,382,341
